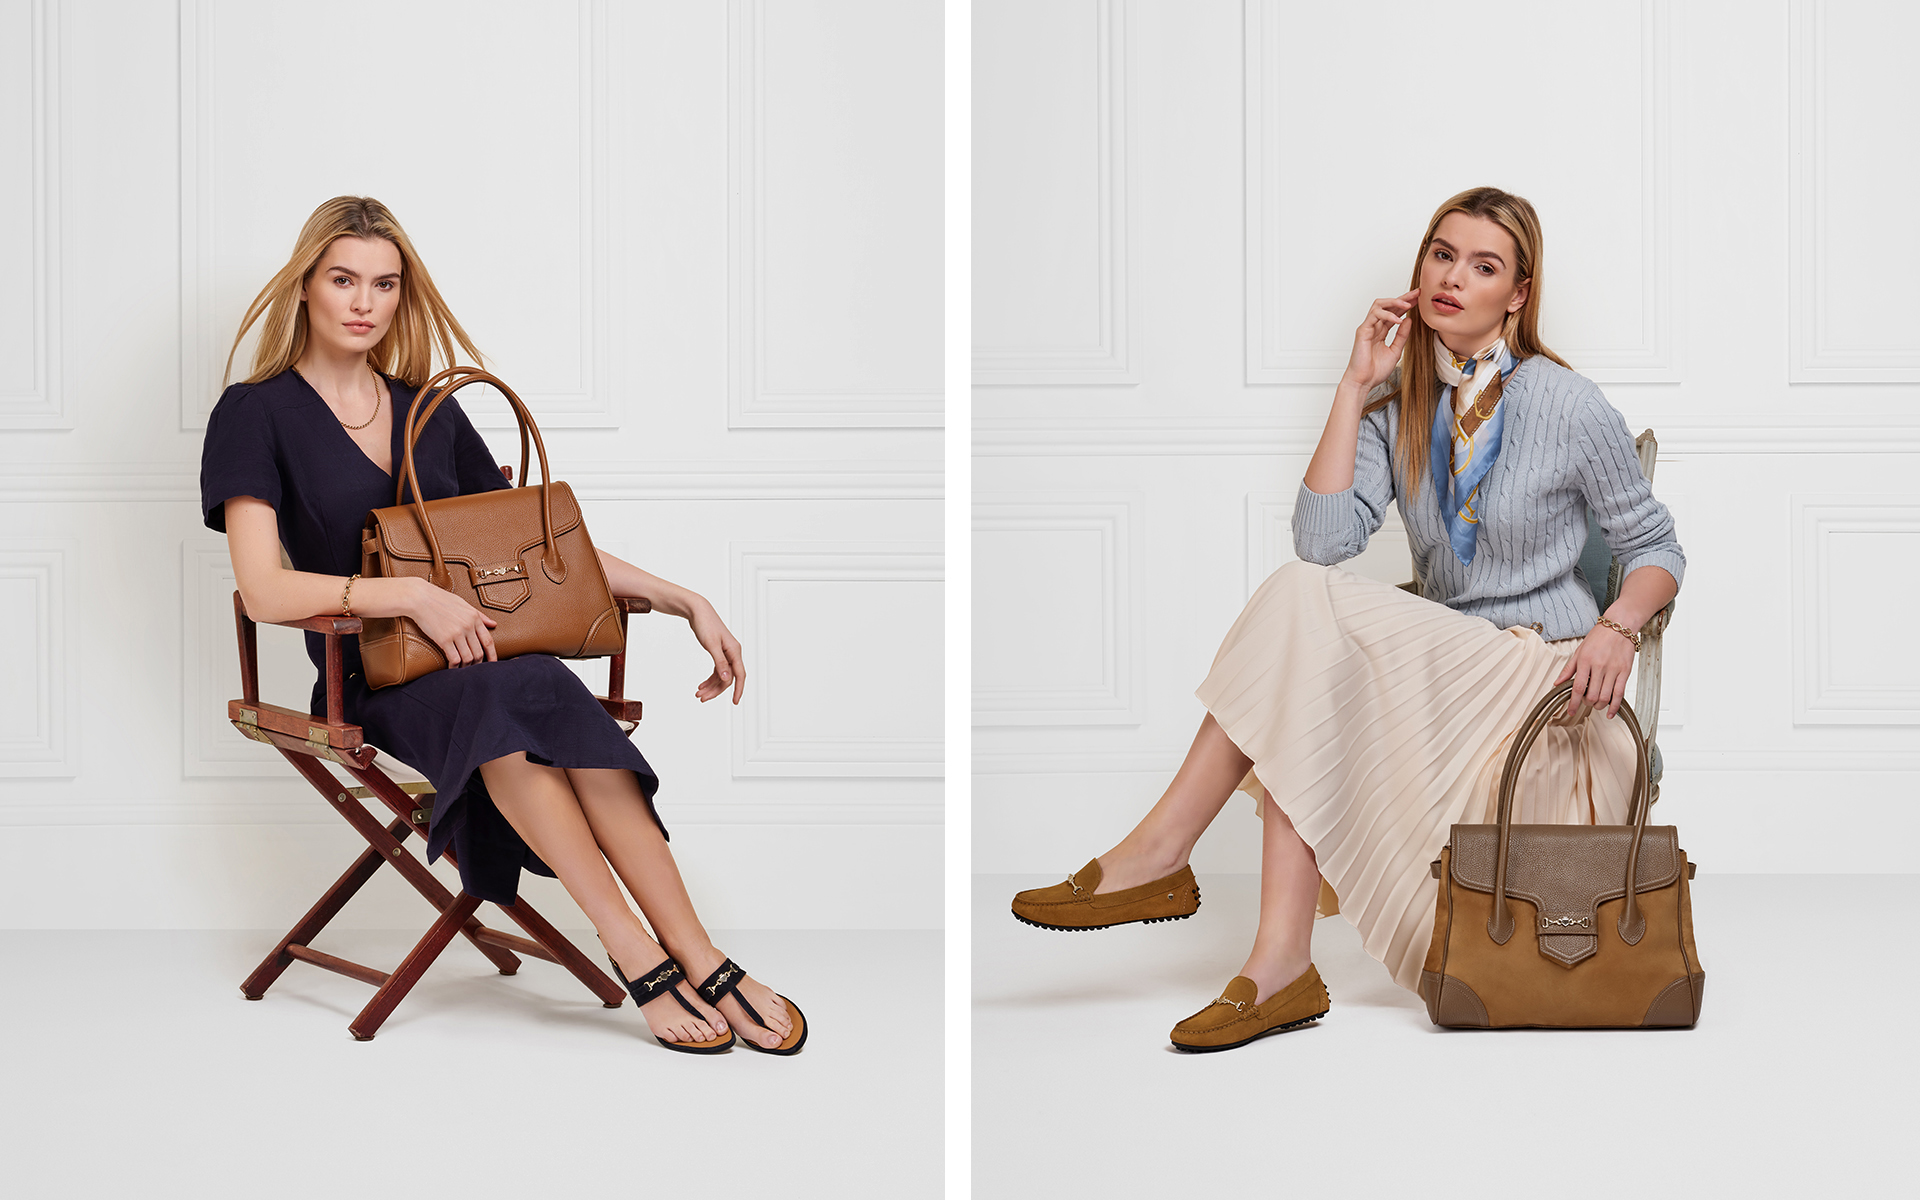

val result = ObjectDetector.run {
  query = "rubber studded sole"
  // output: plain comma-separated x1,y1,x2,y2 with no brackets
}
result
1010,891,1201,932
1170,1008,1328,1054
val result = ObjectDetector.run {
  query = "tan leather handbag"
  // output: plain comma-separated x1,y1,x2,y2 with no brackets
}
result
1418,682,1705,1029
356,367,624,689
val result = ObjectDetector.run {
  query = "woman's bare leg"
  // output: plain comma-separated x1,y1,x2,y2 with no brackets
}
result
478,753,728,1044
1094,713,1253,891
1237,788,1320,1003
566,767,794,1049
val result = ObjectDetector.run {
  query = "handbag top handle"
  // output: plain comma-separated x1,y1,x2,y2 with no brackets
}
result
1486,682,1654,948
395,365,564,592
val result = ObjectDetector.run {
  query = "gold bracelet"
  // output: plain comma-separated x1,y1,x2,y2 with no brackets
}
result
1595,615,1640,651
342,573,360,617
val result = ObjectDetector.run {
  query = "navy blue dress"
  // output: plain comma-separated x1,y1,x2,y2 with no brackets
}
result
200,368,664,904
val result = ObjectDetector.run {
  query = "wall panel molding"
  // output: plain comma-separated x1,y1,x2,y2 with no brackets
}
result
972,0,1132,385
1788,0,1920,382
727,0,942,428
1793,496,1920,724
0,0,64,428
0,541,75,776
0,460,941,503
180,539,292,778
1243,0,1674,384
974,495,1139,726
729,541,943,779
177,0,614,431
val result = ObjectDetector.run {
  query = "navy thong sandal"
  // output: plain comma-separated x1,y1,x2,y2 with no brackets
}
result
695,956,808,1055
607,953,735,1054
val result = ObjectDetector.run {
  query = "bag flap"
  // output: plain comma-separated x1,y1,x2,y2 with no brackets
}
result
1449,824,1681,918
368,482,583,566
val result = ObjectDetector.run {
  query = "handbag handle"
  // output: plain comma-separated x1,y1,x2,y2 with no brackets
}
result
394,366,563,591
1486,681,1654,948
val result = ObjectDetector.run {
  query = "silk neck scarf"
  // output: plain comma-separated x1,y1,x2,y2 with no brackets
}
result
1427,335,1518,565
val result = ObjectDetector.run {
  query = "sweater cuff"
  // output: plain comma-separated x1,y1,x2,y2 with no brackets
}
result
1615,548,1686,595
1292,481,1358,560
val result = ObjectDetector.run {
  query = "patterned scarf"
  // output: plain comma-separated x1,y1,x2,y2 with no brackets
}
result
1427,335,1518,565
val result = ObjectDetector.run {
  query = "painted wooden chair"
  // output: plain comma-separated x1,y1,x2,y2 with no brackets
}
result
226,469,649,1040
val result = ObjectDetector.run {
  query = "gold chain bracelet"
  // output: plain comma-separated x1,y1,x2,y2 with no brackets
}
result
1595,615,1640,651
342,573,360,617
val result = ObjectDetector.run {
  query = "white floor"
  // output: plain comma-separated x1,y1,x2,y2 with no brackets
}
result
975,873,1916,1199
0,926,941,1198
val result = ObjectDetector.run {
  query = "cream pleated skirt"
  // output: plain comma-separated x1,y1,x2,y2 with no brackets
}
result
1195,560,1642,993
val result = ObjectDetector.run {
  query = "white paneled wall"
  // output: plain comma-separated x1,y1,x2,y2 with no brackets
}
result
974,0,1920,876
0,1,942,929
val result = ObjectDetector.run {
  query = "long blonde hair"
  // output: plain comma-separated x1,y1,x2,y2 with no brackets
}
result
1364,187,1570,500
223,196,483,389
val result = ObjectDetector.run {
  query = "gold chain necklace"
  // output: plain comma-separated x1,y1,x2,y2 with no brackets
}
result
295,363,384,430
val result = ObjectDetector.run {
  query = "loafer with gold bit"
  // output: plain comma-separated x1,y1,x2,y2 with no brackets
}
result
1169,966,1329,1053
1010,858,1200,931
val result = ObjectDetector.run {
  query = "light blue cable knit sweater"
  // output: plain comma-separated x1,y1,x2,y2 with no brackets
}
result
1291,354,1685,642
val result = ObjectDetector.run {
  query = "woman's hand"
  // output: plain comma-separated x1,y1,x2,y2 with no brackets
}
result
1344,289,1419,392
686,595,745,704
1553,621,1638,719
406,577,498,667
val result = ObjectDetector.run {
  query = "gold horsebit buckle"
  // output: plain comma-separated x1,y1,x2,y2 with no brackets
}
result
1210,996,1248,1012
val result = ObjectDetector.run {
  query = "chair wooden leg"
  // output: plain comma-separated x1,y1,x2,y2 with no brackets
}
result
348,892,484,1041
494,897,627,1008
248,747,628,1033
279,752,524,975
240,818,409,1001
339,762,528,976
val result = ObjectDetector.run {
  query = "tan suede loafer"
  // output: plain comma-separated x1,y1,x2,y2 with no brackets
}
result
1169,966,1329,1053
1009,858,1200,931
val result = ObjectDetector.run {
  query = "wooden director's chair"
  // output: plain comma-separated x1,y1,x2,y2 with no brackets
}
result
228,576,650,1040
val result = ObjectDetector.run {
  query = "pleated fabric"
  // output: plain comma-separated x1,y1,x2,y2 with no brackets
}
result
1195,560,1642,993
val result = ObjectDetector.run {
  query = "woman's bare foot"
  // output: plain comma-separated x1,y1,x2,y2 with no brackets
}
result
672,943,794,1050
602,932,730,1045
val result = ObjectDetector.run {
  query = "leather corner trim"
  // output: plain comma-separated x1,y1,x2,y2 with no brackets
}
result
1642,972,1705,1026
1435,977,1489,1028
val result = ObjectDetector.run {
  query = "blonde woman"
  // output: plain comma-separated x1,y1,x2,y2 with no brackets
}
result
201,196,804,1054
1010,187,1683,1051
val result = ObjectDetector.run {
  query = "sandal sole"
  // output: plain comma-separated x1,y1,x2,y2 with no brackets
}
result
1170,1008,1328,1053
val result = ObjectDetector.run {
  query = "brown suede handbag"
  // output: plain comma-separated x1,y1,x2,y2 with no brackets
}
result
356,366,624,689
1418,682,1705,1029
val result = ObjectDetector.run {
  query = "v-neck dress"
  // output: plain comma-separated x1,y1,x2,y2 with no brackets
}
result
199,368,664,904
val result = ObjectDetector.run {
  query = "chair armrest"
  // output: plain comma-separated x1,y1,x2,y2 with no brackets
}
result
232,590,356,728
600,597,654,721
261,613,364,635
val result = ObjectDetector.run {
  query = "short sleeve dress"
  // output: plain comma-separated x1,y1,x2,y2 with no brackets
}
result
200,368,664,905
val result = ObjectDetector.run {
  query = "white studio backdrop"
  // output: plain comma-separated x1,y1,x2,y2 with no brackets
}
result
972,0,1920,876
0,0,943,930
